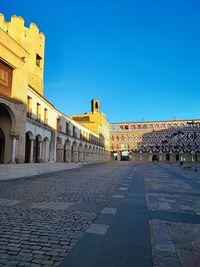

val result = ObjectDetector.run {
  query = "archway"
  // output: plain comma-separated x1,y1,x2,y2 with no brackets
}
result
0,104,14,163
25,132,34,163
43,137,50,162
78,143,83,162
166,154,170,162
71,141,78,163
0,128,5,163
152,154,159,162
35,135,42,163
64,139,71,163
56,137,64,162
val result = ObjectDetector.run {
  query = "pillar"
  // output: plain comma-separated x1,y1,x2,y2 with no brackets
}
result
65,146,72,163
11,136,17,164
72,146,78,163
30,138,34,163
78,148,84,162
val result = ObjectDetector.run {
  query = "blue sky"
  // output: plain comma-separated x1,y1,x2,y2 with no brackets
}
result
1,0,200,122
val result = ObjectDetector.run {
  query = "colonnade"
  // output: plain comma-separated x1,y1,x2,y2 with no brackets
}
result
56,141,110,163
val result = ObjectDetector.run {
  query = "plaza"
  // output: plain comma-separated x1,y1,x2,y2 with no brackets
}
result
0,7,200,267
0,162,200,266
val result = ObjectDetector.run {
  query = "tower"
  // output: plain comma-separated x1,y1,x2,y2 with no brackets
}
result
91,99,100,113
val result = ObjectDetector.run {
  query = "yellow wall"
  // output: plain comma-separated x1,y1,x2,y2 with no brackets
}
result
0,14,45,98
71,100,110,150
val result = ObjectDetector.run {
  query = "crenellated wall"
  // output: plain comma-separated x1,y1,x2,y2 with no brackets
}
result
0,14,45,95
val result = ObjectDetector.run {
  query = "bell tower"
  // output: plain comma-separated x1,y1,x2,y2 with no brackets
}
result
91,99,100,113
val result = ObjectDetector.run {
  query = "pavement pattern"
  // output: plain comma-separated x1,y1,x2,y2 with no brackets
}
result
0,162,200,266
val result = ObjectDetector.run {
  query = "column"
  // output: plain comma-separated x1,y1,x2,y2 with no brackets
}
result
65,147,72,163
38,141,43,163
78,148,84,162
72,146,78,163
30,138,34,163
11,136,17,164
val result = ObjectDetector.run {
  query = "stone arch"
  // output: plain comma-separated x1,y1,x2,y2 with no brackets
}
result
79,143,83,149
35,134,43,163
56,136,64,162
64,139,71,149
64,139,72,163
43,137,50,162
0,103,16,133
25,131,34,163
78,143,84,162
0,128,5,163
83,144,88,162
72,141,78,163
0,103,15,163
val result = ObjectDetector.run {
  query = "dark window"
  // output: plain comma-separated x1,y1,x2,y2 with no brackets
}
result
36,54,42,67
66,122,69,135
73,126,76,137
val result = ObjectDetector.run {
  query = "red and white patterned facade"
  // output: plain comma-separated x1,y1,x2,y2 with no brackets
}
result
110,119,200,162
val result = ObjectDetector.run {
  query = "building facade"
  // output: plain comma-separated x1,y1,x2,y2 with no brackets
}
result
71,99,110,151
0,14,110,164
110,120,200,162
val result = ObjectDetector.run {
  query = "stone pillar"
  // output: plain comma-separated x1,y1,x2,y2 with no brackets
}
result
30,138,34,163
149,151,152,162
170,151,174,162
78,148,84,162
72,146,79,163
84,149,88,162
11,136,17,164
65,145,72,163
88,150,92,162
37,141,43,163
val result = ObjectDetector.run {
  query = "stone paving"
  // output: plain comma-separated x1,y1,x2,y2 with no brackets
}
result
144,163,200,267
0,162,200,266
0,162,132,266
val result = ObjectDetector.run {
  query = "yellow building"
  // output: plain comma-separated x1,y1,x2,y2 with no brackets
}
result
71,99,111,150
0,14,111,164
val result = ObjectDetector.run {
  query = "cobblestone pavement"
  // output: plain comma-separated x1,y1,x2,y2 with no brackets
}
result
144,163,200,267
0,162,200,266
0,162,133,266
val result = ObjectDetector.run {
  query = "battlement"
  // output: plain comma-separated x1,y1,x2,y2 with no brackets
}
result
0,14,45,95
0,14,45,49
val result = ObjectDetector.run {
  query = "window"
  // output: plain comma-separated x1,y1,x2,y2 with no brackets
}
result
27,96,32,118
0,60,13,97
36,54,42,67
57,117,61,131
36,103,41,122
44,108,48,125
66,122,69,135
73,126,76,138
0,69,8,86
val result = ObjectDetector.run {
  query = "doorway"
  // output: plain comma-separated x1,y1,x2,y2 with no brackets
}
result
0,128,5,163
